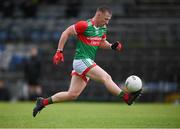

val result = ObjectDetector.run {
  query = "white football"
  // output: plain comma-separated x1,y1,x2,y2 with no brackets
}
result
125,75,142,92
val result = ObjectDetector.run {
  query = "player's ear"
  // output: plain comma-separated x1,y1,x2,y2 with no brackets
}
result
96,11,102,17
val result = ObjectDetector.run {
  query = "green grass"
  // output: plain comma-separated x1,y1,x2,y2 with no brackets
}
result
0,102,180,128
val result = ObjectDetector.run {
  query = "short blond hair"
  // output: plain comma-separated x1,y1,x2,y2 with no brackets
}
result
97,6,112,15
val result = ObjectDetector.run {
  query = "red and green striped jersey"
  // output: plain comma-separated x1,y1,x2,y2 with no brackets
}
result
73,19,107,60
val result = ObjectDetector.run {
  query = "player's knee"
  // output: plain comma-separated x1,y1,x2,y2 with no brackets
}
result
68,92,79,100
102,74,112,83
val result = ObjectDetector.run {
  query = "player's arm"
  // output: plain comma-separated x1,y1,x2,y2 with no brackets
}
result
57,20,87,51
53,25,76,65
99,39,123,51
57,25,76,51
99,39,111,49
53,21,88,65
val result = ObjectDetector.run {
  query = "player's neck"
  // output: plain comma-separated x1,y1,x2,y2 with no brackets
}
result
92,17,99,27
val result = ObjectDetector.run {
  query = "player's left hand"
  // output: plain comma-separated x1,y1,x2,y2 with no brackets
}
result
111,41,122,51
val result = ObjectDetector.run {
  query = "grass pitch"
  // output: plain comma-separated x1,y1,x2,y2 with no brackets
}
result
0,102,180,128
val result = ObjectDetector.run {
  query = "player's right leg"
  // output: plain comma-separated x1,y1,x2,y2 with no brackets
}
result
122,89,142,105
33,75,87,117
86,65,142,105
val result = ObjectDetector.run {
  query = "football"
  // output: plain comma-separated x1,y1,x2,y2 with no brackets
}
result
125,75,142,92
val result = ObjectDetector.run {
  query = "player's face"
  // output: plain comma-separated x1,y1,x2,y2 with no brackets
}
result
98,12,112,27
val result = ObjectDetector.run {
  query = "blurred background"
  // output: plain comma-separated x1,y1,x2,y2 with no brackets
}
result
0,0,179,103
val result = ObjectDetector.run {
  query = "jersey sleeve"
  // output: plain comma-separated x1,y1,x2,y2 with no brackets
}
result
74,21,88,34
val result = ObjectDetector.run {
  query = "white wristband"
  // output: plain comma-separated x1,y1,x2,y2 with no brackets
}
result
57,48,63,52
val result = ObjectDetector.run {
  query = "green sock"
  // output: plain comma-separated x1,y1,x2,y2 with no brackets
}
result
118,91,125,98
47,97,53,104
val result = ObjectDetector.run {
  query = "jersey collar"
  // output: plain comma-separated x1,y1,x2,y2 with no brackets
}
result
91,19,99,29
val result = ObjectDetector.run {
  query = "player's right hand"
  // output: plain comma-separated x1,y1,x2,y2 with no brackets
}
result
53,51,64,65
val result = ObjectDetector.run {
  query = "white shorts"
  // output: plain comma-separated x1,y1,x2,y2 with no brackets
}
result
71,58,97,82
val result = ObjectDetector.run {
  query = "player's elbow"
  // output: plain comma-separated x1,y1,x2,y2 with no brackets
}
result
61,30,70,38
62,25,75,37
